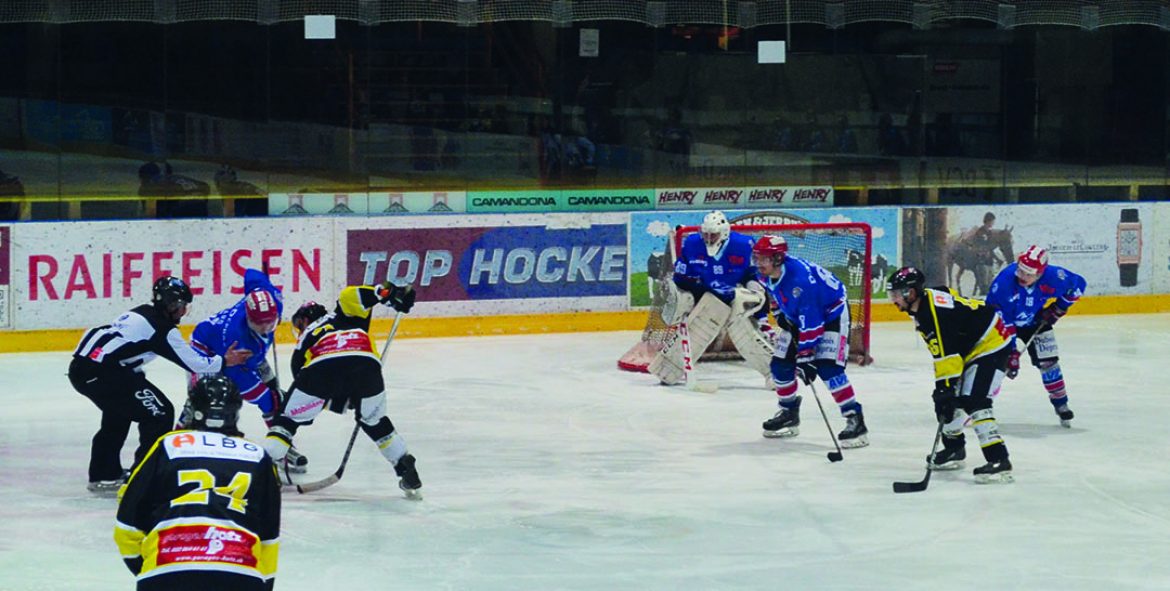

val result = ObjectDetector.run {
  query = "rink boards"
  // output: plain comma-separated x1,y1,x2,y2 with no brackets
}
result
2,202,1169,351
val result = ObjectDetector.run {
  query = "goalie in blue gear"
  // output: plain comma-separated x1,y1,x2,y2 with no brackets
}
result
648,211,776,389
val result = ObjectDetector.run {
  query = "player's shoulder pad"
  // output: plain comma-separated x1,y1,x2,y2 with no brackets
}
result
162,431,267,463
926,287,955,309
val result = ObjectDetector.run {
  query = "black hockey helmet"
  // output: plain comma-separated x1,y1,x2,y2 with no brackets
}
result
291,300,328,335
886,266,926,293
188,374,242,432
152,276,193,316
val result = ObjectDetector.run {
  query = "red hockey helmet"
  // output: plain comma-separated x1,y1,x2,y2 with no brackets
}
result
1017,245,1049,276
245,290,279,333
752,235,788,260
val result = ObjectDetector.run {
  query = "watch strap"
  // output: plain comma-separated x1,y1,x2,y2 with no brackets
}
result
1120,264,1138,287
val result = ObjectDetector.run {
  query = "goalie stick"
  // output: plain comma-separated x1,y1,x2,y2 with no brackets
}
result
679,319,718,394
892,325,1043,493
294,311,405,494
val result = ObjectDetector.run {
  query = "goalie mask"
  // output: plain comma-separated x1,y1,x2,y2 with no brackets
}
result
188,374,242,433
700,211,731,257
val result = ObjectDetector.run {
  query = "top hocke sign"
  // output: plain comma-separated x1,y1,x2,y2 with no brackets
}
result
347,224,628,301
655,186,833,209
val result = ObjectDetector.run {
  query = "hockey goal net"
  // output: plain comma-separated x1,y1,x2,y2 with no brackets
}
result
618,222,873,372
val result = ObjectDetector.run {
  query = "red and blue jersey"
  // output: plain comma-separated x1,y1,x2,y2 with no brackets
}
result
986,262,1085,340
760,256,847,359
191,269,284,413
672,231,757,302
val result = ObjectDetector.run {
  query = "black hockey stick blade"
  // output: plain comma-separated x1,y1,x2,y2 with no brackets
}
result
827,451,843,463
892,424,944,493
295,421,361,494
892,471,932,494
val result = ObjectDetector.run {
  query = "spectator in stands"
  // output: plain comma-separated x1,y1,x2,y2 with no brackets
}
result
657,107,693,156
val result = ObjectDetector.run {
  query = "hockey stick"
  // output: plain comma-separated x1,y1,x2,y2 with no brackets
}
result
893,423,944,493
892,321,1040,494
679,320,718,394
294,311,404,494
807,381,844,462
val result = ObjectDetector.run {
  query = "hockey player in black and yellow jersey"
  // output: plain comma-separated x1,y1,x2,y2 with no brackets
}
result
264,282,423,499
887,267,1014,484
114,375,281,590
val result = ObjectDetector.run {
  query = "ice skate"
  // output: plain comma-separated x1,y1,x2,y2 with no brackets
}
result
927,445,966,471
762,397,801,438
1055,404,1074,428
974,459,1014,484
838,412,869,449
87,470,130,497
395,454,422,500
285,445,309,474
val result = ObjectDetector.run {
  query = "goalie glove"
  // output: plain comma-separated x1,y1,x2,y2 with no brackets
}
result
377,281,416,314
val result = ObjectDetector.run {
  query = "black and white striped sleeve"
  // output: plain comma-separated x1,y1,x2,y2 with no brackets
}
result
157,327,223,374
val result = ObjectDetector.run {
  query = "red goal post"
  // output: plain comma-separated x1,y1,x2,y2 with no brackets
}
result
618,222,874,372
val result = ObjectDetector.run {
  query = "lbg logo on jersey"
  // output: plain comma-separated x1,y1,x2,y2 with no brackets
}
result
347,225,628,301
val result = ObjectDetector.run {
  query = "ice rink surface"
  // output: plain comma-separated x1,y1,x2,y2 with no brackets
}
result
2,314,1169,591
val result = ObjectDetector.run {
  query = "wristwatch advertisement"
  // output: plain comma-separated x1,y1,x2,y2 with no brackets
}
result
1116,208,1142,287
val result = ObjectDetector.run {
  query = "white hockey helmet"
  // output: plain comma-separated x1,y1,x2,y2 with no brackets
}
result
700,211,731,257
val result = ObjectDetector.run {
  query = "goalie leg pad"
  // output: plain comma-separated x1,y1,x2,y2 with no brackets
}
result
685,293,732,353
650,294,731,385
648,344,686,385
726,315,774,377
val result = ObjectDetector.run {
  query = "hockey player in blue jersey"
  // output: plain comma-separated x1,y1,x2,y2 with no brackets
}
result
649,211,777,389
182,268,308,471
751,235,868,447
985,246,1086,426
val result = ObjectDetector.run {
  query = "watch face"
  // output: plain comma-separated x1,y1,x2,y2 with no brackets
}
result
1119,230,1140,257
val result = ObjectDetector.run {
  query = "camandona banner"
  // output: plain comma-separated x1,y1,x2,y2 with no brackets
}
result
900,203,1158,298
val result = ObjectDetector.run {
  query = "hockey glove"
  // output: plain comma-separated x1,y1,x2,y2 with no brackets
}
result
795,360,818,386
758,322,779,348
1005,350,1021,380
932,381,957,423
1041,304,1067,326
377,281,416,314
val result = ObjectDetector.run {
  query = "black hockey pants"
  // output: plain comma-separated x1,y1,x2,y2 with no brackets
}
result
68,357,175,482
